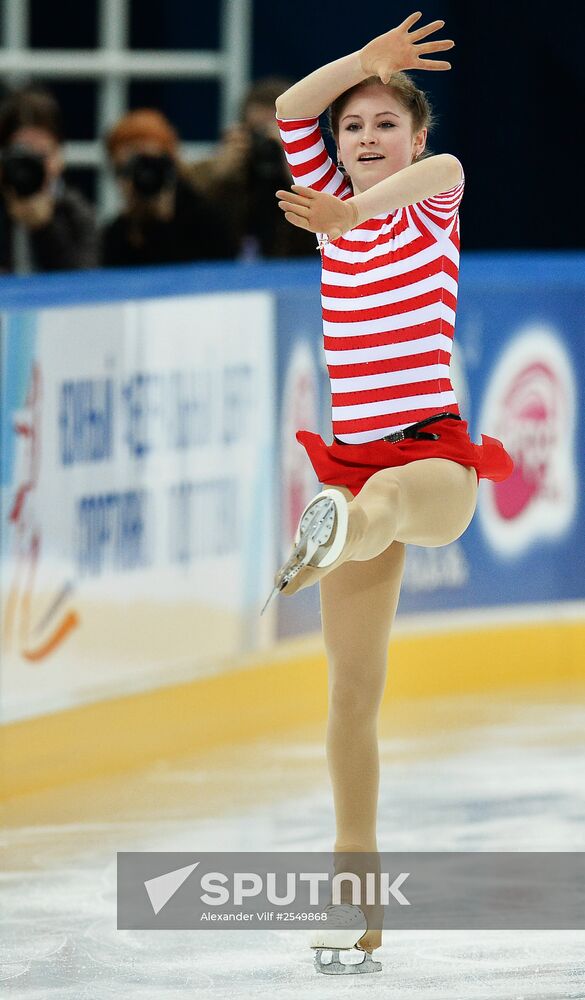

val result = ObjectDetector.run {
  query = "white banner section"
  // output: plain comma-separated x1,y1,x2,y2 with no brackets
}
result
1,292,276,722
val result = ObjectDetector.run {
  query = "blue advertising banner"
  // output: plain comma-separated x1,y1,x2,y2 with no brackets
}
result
2,254,583,653
273,255,584,638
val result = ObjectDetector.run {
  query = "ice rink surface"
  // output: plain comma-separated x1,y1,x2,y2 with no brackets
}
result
2,686,585,999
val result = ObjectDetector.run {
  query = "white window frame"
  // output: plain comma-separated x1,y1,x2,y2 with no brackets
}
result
0,0,252,217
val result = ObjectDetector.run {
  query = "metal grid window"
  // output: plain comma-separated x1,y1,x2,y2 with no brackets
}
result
0,0,252,216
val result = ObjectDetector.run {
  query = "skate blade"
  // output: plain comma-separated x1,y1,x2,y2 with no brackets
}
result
313,947,382,975
260,583,282,617
260,500,335,616
260,556,302,616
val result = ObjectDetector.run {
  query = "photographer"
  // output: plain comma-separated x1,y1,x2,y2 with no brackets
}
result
0,87,98,274
102,109,237,267
189,77,316,259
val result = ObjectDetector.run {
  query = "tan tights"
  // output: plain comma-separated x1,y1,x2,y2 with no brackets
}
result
293,459,478,951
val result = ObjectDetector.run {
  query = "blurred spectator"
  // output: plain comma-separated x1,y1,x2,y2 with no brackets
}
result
189,77,316,259
0,86,98,274
102,109,237,267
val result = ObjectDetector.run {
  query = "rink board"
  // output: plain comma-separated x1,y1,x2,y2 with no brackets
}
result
2,611,584,798
0,289,277,724
1,257,584,796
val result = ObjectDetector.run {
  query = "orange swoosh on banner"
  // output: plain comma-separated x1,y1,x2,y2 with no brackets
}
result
22,610,81,662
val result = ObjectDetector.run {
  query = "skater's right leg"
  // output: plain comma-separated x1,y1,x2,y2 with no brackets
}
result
319,525,406,953
281,458,476,597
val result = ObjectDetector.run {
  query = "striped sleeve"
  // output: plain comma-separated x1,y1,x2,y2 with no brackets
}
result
415,161,465,231
276,115,353,199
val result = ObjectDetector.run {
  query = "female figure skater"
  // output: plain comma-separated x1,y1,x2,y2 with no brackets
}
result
265,11,514,976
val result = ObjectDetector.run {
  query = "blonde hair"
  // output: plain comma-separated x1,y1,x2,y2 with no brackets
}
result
328,72,437,162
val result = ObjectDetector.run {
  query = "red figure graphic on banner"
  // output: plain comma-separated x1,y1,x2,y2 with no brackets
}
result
3,362,80,661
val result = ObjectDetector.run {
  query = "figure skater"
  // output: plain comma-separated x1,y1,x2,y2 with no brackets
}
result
261,10,515,976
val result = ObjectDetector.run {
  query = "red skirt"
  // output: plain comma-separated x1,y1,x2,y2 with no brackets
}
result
296,417,514,498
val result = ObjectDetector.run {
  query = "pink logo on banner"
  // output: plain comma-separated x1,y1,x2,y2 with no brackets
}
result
478,327,576,556
495,362,561,519
280,342,319,559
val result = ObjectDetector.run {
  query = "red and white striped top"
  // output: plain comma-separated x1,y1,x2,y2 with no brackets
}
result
277,115,465,444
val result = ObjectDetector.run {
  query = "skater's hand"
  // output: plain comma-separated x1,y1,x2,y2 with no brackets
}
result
359,12,454,84
276,186,358,240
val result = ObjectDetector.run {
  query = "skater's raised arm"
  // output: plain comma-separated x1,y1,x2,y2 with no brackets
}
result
275,53,366,121
275,12,454,120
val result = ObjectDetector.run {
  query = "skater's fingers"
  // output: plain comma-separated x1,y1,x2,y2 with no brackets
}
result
284,211,311,230
416,39,455,54
290,184,315,198
414,58,452,70
410,18,445,40
400,11,423,29
275,190,311,208
279,201,310,219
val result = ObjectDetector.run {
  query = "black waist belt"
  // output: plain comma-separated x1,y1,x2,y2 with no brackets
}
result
334,412,461,446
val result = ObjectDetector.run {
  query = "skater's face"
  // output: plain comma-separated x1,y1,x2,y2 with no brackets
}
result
336,84,426,194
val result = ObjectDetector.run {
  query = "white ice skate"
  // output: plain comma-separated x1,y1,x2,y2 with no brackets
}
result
260,489,349,615
310,904,382,975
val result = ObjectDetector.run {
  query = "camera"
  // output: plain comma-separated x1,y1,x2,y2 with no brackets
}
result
116,153,176,197
1,146,46,197
248,130,285,185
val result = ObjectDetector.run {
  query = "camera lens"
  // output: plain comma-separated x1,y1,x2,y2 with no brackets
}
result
125,153,176,197
1,147,46,197
249,131,284,183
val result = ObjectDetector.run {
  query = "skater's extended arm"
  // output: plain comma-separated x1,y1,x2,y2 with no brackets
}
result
351,153,462,223
276,153,463,240
275,12,454,120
